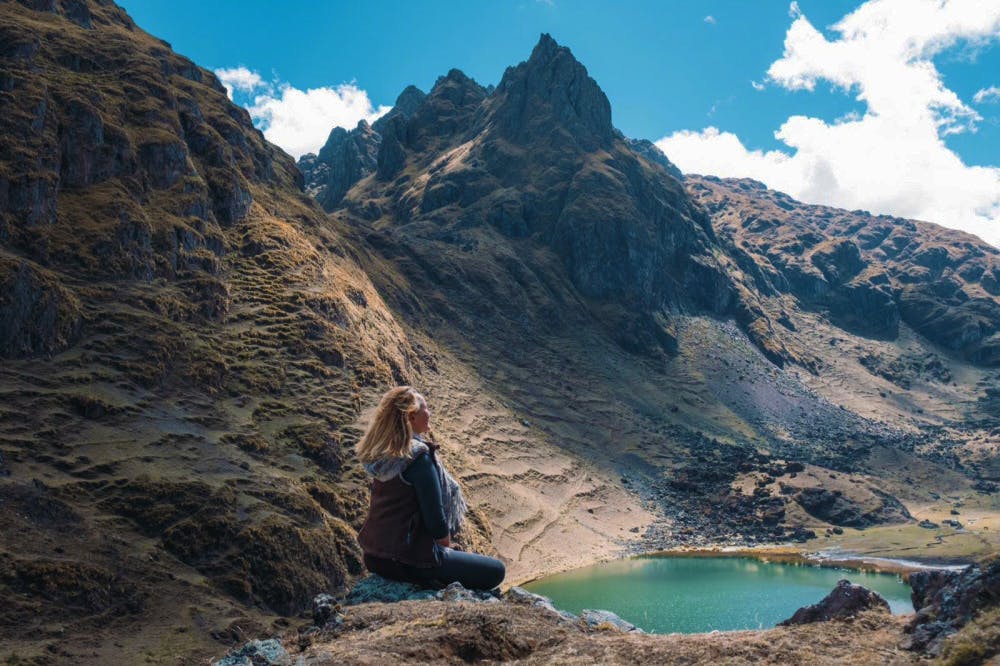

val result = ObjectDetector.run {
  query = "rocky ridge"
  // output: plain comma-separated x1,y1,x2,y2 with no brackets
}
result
685,176,1000,366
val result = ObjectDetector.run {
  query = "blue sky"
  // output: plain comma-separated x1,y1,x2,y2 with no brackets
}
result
121,0,1000,245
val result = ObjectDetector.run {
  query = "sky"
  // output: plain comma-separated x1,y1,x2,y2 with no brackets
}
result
120,0,1000,246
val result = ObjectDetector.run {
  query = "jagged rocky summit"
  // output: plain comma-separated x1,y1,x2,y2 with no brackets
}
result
301,34,1000,371
300,33,745,361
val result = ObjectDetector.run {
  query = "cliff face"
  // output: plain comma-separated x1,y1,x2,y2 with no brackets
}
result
307,35,806,365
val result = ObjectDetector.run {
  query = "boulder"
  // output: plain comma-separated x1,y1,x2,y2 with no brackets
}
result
904,558,1000,655
778,579,890,625
436,581,501,603
311,593,341,628
343,574,436,605
580,608,644,633
212,638,290,666
502,586,577,622
502,586,560,615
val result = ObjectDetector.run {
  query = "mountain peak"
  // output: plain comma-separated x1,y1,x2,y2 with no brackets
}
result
394,84,426,109
372,85,426,135
529,32,562,64
491,33,612,150
430,68,483,96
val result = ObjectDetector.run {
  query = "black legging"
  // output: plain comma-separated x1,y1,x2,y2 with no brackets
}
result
364,546,505,591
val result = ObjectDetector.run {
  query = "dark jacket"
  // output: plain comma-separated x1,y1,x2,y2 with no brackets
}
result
357,447,449,568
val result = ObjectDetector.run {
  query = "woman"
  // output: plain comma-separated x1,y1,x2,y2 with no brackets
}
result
355,386,505,590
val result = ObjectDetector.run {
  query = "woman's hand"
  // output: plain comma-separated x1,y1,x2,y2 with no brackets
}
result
436,535,451,548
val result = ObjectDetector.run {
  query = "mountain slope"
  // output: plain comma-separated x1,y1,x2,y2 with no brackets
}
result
0,1,422,661
686,175,1000,365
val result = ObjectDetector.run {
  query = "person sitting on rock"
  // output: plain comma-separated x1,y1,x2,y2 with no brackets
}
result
355,386,505,591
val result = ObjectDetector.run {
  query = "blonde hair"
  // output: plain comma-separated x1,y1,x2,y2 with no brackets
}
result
355,386,425,463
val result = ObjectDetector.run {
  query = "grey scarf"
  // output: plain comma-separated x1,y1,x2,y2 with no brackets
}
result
363,436,467,533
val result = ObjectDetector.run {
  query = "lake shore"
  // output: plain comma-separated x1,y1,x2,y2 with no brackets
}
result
643,545,970,579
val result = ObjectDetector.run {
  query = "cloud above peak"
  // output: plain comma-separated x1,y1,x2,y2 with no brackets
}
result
657,0,1000,246
213,67,390,159
215,66,263,99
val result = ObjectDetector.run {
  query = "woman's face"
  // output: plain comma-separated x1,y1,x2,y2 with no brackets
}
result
409,398,431,434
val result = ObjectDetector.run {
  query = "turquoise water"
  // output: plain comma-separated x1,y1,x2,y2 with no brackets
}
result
523,556,912,634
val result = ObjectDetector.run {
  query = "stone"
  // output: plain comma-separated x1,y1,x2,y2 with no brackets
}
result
343,574,436,605
212,638,290,666
311,593,339,627
904,559,1000,653
436,581,500,602
778,579,890,625
502,586,560,615
580,609,643,633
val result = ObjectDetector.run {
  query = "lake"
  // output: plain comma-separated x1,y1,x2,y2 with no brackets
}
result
523,556,913,634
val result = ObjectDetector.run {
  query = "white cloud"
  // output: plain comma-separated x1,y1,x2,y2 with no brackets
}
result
215,66,264,100
249,83,391,159
213,67,391,159
975,85,1000,104
751,80,766,91
704,15,717,26
656,0,1000,246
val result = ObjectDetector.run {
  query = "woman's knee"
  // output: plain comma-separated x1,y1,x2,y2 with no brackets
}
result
472,554,505,589
486,558,505,589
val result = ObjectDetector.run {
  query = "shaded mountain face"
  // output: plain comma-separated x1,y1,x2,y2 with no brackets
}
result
305,34,1000,371
303,34,809,364
0,0,429,660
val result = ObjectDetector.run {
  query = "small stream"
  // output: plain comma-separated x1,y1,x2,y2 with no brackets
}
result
523,556,913,634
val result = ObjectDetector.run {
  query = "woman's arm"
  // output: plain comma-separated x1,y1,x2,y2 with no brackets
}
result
401,453,450,541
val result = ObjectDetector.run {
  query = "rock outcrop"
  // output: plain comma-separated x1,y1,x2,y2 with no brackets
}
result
791,487,912,528
904,557,1000,655
778,579,890,625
